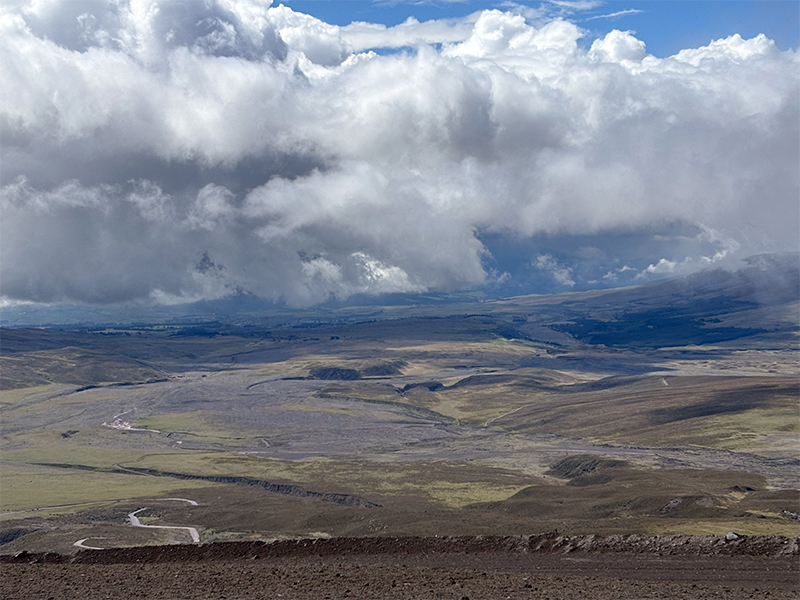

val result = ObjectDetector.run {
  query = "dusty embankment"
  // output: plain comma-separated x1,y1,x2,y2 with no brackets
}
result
2,535,798,600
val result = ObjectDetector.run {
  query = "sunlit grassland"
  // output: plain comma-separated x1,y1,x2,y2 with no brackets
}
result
134,410,261,446
246,338,550,380
0,384,65,407
0,462,214,513
272,403,394,419
311,369,798,444
650,519,800,537
116,451,538,508
1,424,170,462
2,436,535,510
621,405,800,455
135,410,219,433
405,386,546,426
488,376,799,449
428,384,555,426
316,365,591,426
383,338,550,369
2,434,175,467
0,385,142,414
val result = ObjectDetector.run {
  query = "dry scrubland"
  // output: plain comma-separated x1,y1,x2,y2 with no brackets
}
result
1,259,799,597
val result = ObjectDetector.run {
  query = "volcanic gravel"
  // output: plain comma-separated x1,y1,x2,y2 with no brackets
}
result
2,534,798,599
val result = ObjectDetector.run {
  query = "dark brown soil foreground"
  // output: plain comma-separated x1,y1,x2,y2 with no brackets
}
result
2,535,798,600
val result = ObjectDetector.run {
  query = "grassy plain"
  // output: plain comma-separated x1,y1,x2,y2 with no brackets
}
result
2,260,799,552
0,462,214,512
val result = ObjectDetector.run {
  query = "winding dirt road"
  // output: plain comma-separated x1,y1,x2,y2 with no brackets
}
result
128,509,200,544
70,498,201,549
72,538,106,550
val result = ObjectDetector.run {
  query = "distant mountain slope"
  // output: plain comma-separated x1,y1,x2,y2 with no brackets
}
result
505,253,799,349
599,252,799,309
0,253,797,362
0,346,167,390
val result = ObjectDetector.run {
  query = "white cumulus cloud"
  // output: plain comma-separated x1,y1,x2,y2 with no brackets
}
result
1,1,797,305
533,254,576,287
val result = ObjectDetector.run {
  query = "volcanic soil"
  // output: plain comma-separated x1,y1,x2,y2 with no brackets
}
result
2,534,798,600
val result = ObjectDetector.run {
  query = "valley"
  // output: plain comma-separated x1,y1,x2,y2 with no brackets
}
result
1,258,798,556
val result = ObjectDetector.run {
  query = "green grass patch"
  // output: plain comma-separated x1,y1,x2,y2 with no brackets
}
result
1,438,182,469
0,462,214,512
135,411,248,444
0,384,63,407
119,452,536,508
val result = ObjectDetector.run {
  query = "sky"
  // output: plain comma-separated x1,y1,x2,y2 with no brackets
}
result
1,0,798,307
284,1,800,57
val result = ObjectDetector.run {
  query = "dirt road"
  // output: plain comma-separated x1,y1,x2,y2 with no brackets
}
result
128,508,201,543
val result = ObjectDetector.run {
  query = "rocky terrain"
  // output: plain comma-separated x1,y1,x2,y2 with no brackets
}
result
2,534,798,599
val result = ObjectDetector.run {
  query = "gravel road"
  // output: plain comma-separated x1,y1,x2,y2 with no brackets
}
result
127,508,201,543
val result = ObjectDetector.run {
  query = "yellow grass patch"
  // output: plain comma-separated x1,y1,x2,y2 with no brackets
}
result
0,384,64,406
0,462,213,513
650,519,800,537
